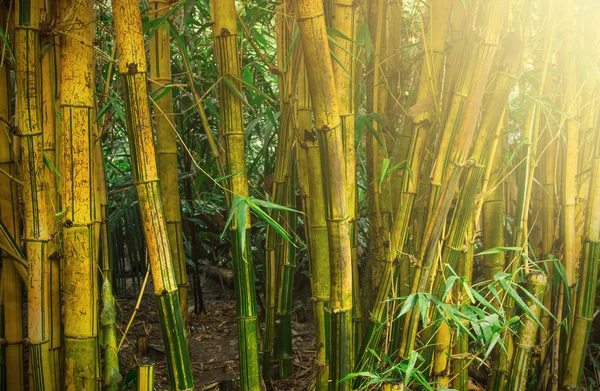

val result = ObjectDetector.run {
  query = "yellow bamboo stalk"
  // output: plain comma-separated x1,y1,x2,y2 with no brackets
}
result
329,0,361,352
59,0,100,388
295,0,353,387
364,0,390,314
13,0,57,387
149,0,189,332
111,0,194,388
40,3,62,387
399,0,508,360
560,0,580,312
296,57,330,390
0,28,24,389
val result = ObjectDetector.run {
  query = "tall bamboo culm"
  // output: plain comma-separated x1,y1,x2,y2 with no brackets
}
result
58,0,100,388
111,0,194,389
297,59,331,391
149,0,189,332
211,1,261,389
295,0,353,388
0,11,24,389
14,0,58,388
562,73,600,388
263,0,295,379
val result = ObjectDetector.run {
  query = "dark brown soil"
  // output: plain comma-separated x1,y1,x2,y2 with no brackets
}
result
116,275,316,390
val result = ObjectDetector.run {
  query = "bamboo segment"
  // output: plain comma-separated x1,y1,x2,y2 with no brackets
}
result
137,360,156,391
211,1,260,389
507,273,548,391
295,0,353,387
100,279,121,390
449,221,474,390
562,96,600,388
297,60,330,391
149,0,189,332
13,0,58,388
0,17,25,391
111,0,194,389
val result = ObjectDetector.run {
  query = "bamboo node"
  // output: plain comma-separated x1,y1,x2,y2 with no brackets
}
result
221,28,231,38
127,63,139,75
64,219,74,228
321,124,331,133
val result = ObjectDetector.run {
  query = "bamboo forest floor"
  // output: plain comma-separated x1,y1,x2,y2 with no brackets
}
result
116,275,316,390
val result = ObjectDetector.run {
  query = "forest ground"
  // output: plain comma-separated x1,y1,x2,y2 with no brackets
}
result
116,275,316,390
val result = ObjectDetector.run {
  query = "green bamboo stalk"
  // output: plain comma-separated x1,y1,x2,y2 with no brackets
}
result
507,273,548,391
111,0,193,388
210,1,260,389
449,220,474,390
276,153,297,379
263,0,297,379
101,279,121,390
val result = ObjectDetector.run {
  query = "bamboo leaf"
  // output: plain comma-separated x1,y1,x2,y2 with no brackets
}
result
223,76,250,107
475,246,522,256
405,350,419,382
43,154,62,179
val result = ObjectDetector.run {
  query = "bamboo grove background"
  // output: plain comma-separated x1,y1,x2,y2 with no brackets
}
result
0,0,600,390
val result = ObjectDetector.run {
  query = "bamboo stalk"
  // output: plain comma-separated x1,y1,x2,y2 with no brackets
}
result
58,0,99,388
40,3,62,386
0,29,24,389
210,1,260,389
276,151,297,379
562,80,600,388
263,0,296,378
101,279,121,390
364,0,390,315
13,0,57,387
399,0,508,360
295,0,353,387
149,0,190,333
137,360,156,391
111,0,194,388
296,58,330,391
329,0,361,356
507,273,548,391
